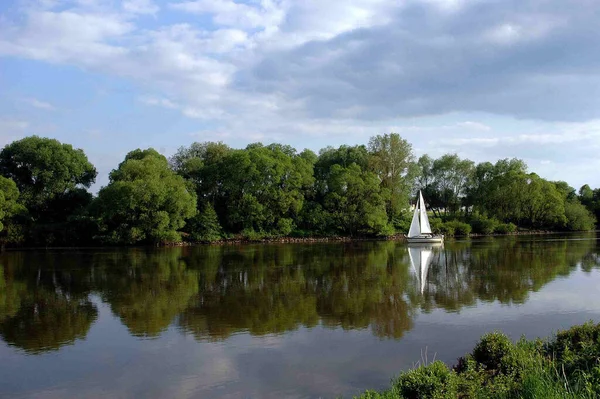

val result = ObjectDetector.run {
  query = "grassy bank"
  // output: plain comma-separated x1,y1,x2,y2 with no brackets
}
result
355,322,600,399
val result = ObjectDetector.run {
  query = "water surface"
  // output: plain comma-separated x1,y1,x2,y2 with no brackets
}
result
1,233,600,398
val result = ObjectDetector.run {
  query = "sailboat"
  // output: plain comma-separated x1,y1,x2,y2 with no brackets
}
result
407,191,444,244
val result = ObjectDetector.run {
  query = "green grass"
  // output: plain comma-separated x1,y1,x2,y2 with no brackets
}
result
353,322,600,399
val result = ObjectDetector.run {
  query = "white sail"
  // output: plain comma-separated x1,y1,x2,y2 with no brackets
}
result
408,206,421,238
419,191,432,235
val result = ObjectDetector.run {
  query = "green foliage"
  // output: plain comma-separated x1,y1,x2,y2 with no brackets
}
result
445,220,471,236
0,133,596,245
357,322,600,399
564,200,596,231
470,214,499,235
545,321,600,395
415,154,474,219
438,223,455,237
0,176,21,232
394,361,457,399
368,133,415,219
185,203,223,242
322,163,392,236
0,136,96,213
95,148,196,244
471,332,514,372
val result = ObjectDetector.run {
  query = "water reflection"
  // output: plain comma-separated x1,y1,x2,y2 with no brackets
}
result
0,234,598,354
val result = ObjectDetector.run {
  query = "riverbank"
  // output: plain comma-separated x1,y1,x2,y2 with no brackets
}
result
354,321,600,399
175,229,577,246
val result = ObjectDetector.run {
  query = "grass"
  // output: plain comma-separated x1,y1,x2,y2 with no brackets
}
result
353,321,600,399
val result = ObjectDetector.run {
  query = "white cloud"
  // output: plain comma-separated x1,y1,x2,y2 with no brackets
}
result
140,96,178,109
123,0,159,15
2,0,600,187
23,97,55,110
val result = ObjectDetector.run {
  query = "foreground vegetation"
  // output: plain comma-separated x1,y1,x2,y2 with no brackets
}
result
0,134,597,246
355,321,600,399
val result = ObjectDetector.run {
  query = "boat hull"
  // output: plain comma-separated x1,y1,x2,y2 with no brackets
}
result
407,236,444,244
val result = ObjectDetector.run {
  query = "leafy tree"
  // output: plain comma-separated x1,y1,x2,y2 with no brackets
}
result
415,154,474,218
564,199,596,231
0,136,96,215
0,177,22,232
185,203,223,242
322,163,392,236
218,144,314,236
95,148,196,244
367,133,416,219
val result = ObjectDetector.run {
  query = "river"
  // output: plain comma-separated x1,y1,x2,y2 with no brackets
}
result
1,233,600,398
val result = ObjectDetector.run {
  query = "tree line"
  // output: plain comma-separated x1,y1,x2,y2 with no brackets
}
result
0,134,596,246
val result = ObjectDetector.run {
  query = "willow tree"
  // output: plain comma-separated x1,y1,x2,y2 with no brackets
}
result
95,149,196,244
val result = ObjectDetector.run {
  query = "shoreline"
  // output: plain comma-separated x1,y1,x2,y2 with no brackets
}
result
4,230,592,250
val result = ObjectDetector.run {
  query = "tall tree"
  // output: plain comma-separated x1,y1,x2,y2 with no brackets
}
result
367,133,416,219
95,149,196,244
0,136,96,216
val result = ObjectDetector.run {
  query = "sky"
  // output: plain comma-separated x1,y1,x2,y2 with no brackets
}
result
1,0,600,191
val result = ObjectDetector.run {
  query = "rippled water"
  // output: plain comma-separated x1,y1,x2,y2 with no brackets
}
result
1,233,600,398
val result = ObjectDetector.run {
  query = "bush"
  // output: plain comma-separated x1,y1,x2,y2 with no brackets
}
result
394,361,457,399
471,332,515,372
445,221,471,236
439,223,455,237
545,321,600,394
429,218,443,234
470,215,500,235
495,222,517,234
241,228,265,241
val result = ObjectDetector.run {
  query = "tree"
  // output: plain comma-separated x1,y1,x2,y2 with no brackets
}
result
414,154,474,218
564,200,596,231
0,176,22,232
367,133,416,219
95,148,196,244
0,136,96,215
217,144,314,236
322,163,392,236
185,203,223,242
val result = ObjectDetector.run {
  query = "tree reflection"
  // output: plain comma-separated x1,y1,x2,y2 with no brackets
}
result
178,242,416,340
0,253,98,354
95,248,199,337
0,234,598,352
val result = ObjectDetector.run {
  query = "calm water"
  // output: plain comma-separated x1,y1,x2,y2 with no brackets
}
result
1,234,600,398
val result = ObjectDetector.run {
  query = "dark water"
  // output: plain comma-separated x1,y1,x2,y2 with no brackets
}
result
1,233,600,398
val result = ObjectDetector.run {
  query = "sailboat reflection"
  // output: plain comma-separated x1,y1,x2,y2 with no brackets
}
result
408,244,443,294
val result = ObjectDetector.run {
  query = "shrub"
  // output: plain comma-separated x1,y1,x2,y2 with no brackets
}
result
241,228,265,241
470,215,500,235
495,222,517,234
439,223,455,237
394,361,457,399
545,321,600,394
471,332,515,372
445,221,472,236
429,218,443,234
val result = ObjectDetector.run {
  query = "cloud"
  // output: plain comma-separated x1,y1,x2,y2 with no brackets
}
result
23,97,56,110
2,0,600,188
122,0,159,15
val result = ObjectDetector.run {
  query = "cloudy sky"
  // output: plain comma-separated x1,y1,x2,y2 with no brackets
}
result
1,0,600,190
